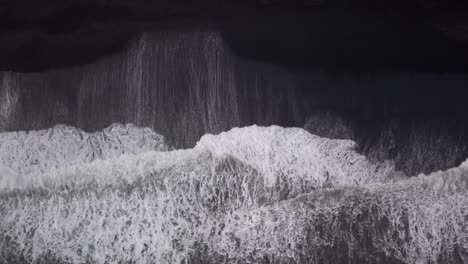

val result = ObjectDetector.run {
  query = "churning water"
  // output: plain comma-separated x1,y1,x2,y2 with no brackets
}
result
0,124,467,263
0,28,467,264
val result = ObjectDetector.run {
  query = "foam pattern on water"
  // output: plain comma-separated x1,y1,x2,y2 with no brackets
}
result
0,124,169,189
206,173,468,263
0,73,18,131
199,125,397,188
0,30,305,148
0,125,466,264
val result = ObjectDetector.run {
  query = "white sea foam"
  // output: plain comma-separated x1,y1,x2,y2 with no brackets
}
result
0,124,466,264
199,125,398,188
417,159,468,192
0,125,398,192
0,124,169,189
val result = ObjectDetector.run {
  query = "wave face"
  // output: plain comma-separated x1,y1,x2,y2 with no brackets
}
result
0,30,304,148
1,124,467,264
1,28,468,177
0,74,18,131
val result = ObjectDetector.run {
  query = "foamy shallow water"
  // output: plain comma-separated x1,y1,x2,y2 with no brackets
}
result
0,124,467,263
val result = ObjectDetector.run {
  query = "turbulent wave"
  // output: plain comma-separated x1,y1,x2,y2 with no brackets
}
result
0,124,168,189
304,111,468,175
0,30,304,148
3,28,468,155
0,74,18,131
0,124,467,264
199,126,397,188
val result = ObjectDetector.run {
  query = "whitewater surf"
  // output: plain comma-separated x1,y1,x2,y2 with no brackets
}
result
0,124,466,263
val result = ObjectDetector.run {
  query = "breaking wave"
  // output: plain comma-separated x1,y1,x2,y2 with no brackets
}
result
304,111,468,175
0,124,168,189
0,30,305,148
0,124,467,263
